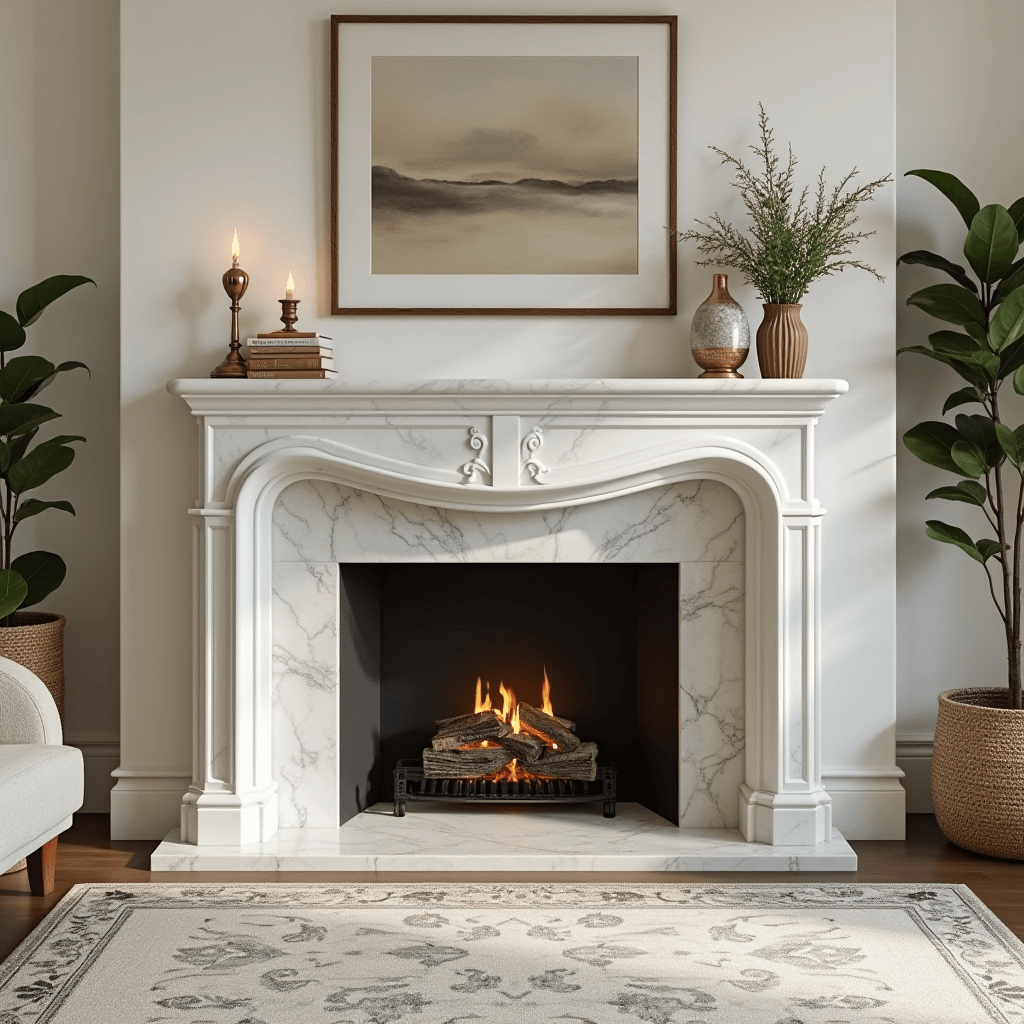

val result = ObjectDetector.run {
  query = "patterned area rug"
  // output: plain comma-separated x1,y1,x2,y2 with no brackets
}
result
1,883,1023,1023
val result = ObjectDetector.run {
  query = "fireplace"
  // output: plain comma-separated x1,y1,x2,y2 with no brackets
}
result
333,564,678,823
153,378,855,871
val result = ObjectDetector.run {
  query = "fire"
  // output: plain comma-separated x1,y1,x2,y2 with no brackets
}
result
463,669,558,781
542,666,554,717
474,677,492,713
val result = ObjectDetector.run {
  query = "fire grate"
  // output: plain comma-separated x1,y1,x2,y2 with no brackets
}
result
393,759,616,818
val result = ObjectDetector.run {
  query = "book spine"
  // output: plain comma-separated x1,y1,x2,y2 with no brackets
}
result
248,357,332,370
247,370,337,379
247,348,331,357
248,335,329,347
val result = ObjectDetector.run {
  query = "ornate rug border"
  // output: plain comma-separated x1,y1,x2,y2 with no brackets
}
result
2,881,1022,1019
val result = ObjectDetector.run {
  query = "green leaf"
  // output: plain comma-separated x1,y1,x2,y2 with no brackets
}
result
13,499,75,523
1015,363,1024,396
18,359,90,403
1009,197,1024,245
925,520,986,562
11,551,66,609
903,421,963,474
0,356,56,403
0,570,28,619
929,330,983,358
991,285,1024,351
926,481,988,505
7,444,75,494
906,170,981,229
907,284,986,327
897,250,978,293
977,538,1003,562
964,204,1020,283
38,434,85,447
15,276,95,328
0,404,60,438
0,312,26,353
996,269,1024,304
995,423,1024,467
955,413,1002,466
950,439,986,477
942,387,983,413
897,345,985,386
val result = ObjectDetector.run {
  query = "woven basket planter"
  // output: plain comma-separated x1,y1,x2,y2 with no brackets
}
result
932,687,1024,861
0,612,65,724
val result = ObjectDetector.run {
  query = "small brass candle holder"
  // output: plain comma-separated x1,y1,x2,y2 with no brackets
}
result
211,255,249,378
256,297,317,340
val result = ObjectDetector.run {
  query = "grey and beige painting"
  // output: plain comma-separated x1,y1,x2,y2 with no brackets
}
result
371,56,638,275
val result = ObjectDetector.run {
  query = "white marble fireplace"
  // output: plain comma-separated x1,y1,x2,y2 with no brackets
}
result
151,378,856,871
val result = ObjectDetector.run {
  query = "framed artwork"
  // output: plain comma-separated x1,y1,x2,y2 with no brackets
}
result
331,15,677,315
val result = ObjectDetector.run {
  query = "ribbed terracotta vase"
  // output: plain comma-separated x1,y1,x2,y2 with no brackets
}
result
756,303,808,379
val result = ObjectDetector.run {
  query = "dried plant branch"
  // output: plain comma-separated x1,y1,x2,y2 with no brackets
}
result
678,105,891,304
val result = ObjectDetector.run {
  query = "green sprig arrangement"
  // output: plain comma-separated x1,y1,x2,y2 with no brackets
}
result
678,105,891,304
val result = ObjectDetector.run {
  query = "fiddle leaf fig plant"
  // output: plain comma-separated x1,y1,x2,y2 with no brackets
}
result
900,171,1024,710
0,275,92,624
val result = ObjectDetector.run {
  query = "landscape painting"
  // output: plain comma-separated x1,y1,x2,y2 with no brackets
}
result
370,56,639,276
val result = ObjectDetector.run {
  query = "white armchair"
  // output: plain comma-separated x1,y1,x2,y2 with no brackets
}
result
0,657,83,894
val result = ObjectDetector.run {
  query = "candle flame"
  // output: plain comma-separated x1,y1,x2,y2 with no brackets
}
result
286,270,295,297
231,228,239,264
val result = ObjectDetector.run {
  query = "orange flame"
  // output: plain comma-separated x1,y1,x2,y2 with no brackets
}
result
541,666,554,717
460,669,560,780
474,678,492,713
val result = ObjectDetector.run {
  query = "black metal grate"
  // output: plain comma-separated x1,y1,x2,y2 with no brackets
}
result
393,759,616,818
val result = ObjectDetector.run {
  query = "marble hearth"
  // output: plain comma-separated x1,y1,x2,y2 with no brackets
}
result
152,378,855,871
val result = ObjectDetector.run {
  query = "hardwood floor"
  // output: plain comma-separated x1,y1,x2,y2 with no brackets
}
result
2,813,1022,965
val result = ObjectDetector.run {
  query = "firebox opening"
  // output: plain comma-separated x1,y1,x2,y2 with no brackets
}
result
337,564,679,826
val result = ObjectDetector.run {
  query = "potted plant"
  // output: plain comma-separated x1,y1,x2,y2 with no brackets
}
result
900,169,1024,860
678,105,891,378
0,275,92,722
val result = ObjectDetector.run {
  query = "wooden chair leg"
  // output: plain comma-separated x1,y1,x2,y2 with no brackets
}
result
26,837,58,896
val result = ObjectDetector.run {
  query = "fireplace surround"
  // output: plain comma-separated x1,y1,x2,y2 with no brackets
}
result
154,377,852,870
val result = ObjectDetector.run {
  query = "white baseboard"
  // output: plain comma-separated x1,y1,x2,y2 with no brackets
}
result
64,735,120,814
110,767,191,840
822,767,906,839
896,733,934,814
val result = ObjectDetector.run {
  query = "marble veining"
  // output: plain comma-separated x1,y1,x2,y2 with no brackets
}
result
272,562,339,827
273,478,745,565
269,478,746,835
151,802,855,871
678,562,745,828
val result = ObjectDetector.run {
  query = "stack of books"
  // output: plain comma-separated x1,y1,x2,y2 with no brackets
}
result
246,334,336,379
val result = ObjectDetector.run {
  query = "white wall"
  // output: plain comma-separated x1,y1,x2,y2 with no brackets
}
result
116,0,899,838
895,0,1024,811
0,0,120,811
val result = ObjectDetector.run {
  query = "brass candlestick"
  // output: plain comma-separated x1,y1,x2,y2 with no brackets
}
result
278,298,299,333
211,255,249,378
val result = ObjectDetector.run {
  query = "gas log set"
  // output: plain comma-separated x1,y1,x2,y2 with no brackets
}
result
421,673,598,783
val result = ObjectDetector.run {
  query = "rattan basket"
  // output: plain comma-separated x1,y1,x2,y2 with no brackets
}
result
932,687,1024,861
0,612,65,724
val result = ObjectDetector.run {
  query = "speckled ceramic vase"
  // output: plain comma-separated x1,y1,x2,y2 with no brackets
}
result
756,303,808,379
689,274,750,378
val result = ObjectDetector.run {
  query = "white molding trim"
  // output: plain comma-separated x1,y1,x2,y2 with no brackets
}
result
895,732,935,814
64,734,120,814
110,769,192,840
169,378,851,849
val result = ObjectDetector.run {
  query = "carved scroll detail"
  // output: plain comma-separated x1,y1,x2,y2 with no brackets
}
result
521,427,548,484
461,426,491,484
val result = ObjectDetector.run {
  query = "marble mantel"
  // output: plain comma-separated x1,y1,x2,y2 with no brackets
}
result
160,377,850,869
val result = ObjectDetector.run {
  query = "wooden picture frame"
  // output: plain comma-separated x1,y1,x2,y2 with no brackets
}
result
330,15,677,316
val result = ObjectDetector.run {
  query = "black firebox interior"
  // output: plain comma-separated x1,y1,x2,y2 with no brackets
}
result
336,563,679,825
